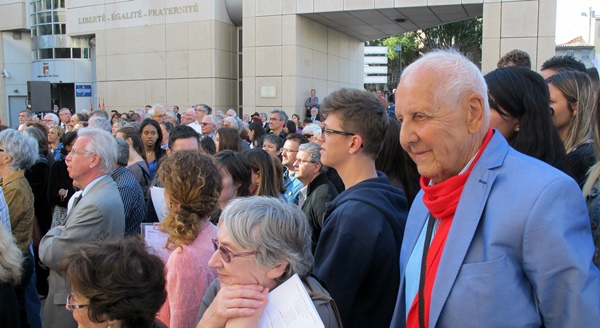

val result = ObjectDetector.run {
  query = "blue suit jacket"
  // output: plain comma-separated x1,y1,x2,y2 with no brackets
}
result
390,132,600,327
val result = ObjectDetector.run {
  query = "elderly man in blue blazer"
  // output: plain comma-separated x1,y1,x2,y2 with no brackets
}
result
40,128,125,328
390,50,600,327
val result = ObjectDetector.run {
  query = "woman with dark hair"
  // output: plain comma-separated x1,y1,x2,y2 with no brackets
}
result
140,119,166,181
283,120,297,135
213,127,241,153
111,112,121,124
248,122,265,149
48,132,78,228
214,150,252,211
291,114,303,133
484,66,568,172
546,70,596,187
375,119,420,207
156,151,221,328
116,127,150,196
199,135,216,155
244,149,284,197
58,237,167,328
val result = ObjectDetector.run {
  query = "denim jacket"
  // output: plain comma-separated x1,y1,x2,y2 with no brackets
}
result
585,185,600,267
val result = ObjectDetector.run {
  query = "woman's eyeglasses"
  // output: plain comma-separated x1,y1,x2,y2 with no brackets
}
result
212,238,257,263
65,293,89,311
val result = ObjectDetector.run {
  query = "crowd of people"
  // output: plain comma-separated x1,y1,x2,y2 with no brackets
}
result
0,48,599,328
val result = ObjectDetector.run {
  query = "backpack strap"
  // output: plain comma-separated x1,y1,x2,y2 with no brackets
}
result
302,275,343,327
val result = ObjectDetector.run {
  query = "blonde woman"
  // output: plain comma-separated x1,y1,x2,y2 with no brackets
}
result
48,125,65,161
156,151,222,328
546,70,596,187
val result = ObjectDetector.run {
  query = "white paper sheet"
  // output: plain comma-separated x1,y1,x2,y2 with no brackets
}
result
150,186,167,222
141,223,171,263
258,274,324,328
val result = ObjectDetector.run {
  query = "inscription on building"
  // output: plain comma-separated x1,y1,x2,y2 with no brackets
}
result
78,4,199,24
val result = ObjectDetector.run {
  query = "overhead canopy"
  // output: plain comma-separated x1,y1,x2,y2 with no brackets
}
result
300,4,483,41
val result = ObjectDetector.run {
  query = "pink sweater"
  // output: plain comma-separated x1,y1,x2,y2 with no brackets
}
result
157,223,218,328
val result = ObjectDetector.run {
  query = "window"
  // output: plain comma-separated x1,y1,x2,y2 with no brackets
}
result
53,24,66,35
582,50,590,59
82,48,90,59
566,50,575,57
37,24,53,36
72,48,82,58
39,48,53,59
54,48,71,58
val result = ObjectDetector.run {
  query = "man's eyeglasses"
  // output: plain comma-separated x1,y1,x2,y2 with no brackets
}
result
65,293,89,311
294,158,316,165
281,148,299,153
200,122,213,126
69,149,94,157
321,126,355,137
212,238,257,263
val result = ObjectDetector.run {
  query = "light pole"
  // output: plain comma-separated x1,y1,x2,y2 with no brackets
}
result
394,44,403,85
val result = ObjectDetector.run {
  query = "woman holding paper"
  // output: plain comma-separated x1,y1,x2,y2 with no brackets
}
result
156,151,222,328
196,196,341,328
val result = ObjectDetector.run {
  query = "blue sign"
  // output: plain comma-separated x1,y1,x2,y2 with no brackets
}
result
76,85,92,97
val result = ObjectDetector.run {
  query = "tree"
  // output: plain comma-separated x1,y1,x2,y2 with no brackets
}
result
412,17,482,66
381,34,419,90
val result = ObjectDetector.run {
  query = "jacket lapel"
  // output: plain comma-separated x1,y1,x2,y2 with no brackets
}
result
428,133,507,326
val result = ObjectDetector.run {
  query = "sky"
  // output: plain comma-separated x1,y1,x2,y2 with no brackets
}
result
555,0,597,44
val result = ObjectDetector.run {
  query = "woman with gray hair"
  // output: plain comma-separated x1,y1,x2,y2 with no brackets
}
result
197,196,341,328
0,129,38,326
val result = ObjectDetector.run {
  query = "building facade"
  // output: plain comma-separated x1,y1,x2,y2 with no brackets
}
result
0,0,557,127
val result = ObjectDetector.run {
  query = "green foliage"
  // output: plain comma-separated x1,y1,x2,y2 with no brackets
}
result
366,17,483,89
412,17,482,64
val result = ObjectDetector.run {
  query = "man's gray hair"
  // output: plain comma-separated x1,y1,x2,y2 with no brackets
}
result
214,115,224,129
77,127,118,175
165,110,179,124
223,117,240,133
402,49,490,127
271,109,288,123
90,110,109,120
115,138,129,167
221,196,313,284
302,124,322,138
204,115,217,125
148,103,165,117
88,117,112,133
299,142,326,173
227,109,237,117
0,129,38,170
44,113,60,126
20,109,33,118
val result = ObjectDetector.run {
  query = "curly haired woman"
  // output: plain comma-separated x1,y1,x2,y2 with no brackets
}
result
156,151,222,328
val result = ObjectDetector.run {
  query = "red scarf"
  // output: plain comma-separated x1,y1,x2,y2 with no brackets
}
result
406,129,493,328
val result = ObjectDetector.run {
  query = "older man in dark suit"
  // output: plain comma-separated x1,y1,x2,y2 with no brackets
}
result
294,142,338,252
40,128,125,328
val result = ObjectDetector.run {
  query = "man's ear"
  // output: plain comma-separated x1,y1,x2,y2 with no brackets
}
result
348,135,363,154
466,94,485,133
